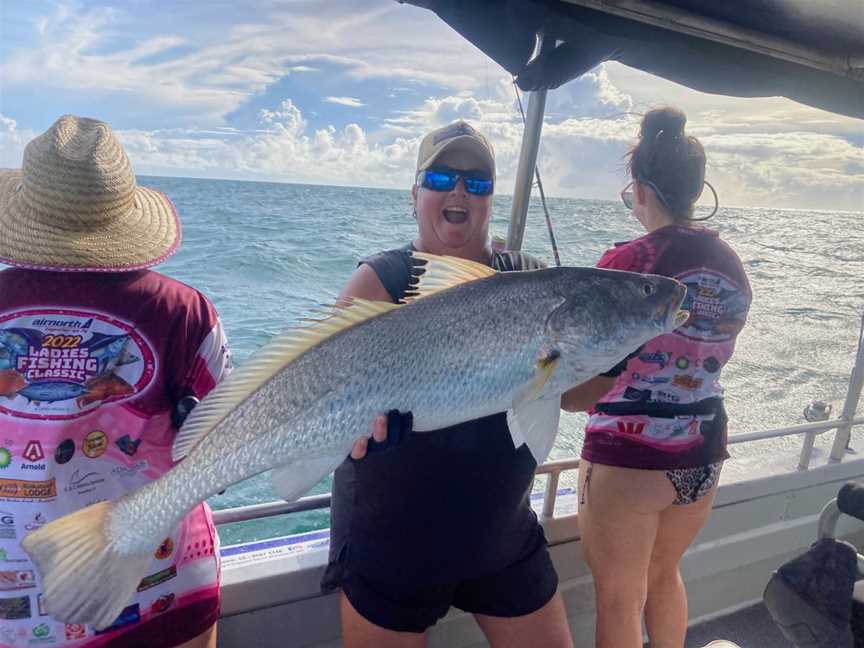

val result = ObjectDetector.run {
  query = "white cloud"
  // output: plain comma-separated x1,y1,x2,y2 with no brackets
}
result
0,2,489,125
323,96,365,108
2,4,861,210
0,115,36,168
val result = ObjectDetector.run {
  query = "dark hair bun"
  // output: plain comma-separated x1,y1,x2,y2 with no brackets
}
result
640,107,686,141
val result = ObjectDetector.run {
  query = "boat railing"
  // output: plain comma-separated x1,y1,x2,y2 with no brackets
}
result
212,416,864,527
214,312,864,528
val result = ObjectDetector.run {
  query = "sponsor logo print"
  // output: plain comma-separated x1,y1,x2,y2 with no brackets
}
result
137,565,177,592
22,441,44,463
0,595,31,619
0,569,36,591
82,430,108,458
638,351,671,368
155,537,174,560
0,478,57,501
64,470,106,497
622,386,651,401
0,448,11,469
0,510,16,539
150,593,175,615
31,317,93,329
30,622,55,644
616,421,645,436
0,548,27,564
54,439,75,464
1,310,155,421
64,624,86,641
630,372,669,384
116,435,141,456
111,460,149,478
675,356,690,370
676,270,748,342
703,356,720,373
673,375,703,390
24,512,47,531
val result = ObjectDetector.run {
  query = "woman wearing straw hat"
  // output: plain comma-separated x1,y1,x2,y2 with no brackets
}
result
0,115,229,648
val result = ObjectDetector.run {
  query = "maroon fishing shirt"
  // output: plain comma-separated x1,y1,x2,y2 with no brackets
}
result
0,268,230,647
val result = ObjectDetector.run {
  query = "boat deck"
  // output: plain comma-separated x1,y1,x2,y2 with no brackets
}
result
683,603,792,648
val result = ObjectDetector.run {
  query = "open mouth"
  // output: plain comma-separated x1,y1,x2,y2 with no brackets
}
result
654,302,690,329
443,208,468,224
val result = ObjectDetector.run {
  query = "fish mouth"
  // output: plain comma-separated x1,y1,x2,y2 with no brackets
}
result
654,285,689,330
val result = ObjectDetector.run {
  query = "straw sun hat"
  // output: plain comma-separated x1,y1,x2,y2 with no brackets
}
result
0,115,180,272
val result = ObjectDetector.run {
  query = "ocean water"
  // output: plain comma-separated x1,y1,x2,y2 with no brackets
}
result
110,177,864,543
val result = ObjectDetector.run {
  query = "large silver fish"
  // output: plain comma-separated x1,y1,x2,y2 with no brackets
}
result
22,253,688,628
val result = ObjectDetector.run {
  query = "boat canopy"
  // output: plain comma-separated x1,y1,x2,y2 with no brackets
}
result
399,0,864,119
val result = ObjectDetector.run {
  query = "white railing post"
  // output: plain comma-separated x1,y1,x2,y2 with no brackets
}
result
542,470,560,519
830,312,864,462
798,432,817,470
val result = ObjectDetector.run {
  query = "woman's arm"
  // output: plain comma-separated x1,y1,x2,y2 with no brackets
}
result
339,263,394,458
560,375,617,412
337,263,393,304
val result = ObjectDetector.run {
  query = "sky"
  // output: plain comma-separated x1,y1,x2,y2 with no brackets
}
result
1,0,862,210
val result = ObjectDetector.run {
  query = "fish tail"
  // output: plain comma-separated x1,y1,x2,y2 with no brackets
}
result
21,501,155,630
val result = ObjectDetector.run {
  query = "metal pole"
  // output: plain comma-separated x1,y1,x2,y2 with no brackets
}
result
507,88,547,251
798,432,817,471
830,312,864,462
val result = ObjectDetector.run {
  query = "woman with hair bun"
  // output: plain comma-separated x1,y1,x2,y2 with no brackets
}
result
569,107,752,647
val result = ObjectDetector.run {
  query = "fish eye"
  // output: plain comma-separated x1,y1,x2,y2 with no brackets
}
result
641,282,655,296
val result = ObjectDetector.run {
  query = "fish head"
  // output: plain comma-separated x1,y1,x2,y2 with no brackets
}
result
541,267,688,381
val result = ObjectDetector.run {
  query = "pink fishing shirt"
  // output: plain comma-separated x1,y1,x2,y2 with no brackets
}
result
0,268,230,647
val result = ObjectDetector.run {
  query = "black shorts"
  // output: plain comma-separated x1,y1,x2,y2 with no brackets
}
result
338,532,559,633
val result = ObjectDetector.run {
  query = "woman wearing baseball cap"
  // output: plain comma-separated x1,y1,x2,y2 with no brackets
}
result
323,121,576,647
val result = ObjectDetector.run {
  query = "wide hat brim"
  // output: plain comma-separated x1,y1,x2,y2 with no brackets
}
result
0,170,181,272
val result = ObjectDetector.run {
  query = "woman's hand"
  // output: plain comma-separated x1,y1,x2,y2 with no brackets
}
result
350,410,414,460
350,415,389,460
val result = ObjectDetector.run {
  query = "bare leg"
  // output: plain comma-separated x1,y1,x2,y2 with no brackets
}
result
340,592,427,648
474,590,574,648
176,623,217,648
577,461,676,648
645,486,718,648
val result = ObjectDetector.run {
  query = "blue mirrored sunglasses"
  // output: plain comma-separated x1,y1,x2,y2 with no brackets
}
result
418,168,494,196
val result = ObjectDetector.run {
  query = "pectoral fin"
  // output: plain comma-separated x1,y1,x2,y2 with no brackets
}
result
271,451,347,503
515,348,561,405
507,396,562,464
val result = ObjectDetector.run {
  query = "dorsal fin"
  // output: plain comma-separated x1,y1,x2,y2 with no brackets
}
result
171,298,400,462
403,251,496,303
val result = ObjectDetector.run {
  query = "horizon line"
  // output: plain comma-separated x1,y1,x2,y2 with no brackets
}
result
135,172,864,215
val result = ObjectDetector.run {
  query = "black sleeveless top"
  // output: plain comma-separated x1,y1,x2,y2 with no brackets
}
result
322,245,548,589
